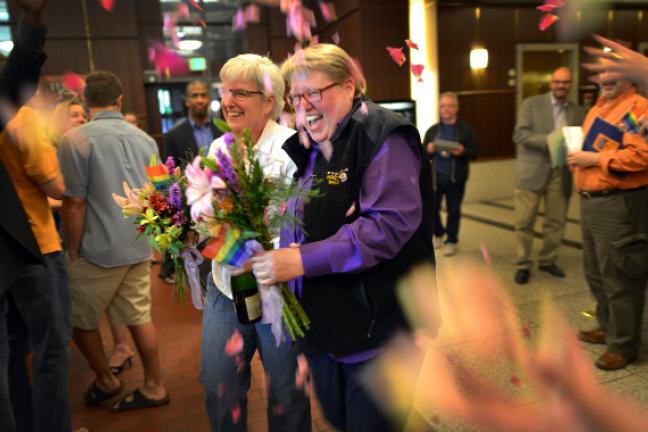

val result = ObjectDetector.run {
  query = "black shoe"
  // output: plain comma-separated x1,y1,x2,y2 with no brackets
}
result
514,269,530,284
539,264,565,278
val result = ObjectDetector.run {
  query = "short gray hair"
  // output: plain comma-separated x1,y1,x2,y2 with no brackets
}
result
220,54,285,120
439,91,459,107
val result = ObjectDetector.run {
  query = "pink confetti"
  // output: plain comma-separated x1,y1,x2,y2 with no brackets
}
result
263,73,273,94
163,13,175,31
244,4,261,23
319,1,337,22
62,72,84,93
286,3,316,42
225,329,244,356
232,8,246,31
148,42,189,77
359,101,368,115
295,108,306,127
278,202,288,216
331,31,340,45
386,46,406,67
273,404,285,415
188,0,204,13
176,2,190,17
479,243,492,265
345,202,356,217
231,404,241,423
405,39,419,50
510,375,522,387
309,35,319,46
536,4,557,11
522,322,531,338
539,13,559,31
410,64,424,83
99,0,114,12
299,129,310,149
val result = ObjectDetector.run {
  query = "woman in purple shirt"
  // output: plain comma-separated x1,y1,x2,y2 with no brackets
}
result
252,44,436,432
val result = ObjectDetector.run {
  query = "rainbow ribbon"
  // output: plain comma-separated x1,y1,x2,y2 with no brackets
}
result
144,155,172,190
201,225,253,267
621,105,642,134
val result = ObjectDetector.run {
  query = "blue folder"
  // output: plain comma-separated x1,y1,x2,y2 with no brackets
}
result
583,116,623,152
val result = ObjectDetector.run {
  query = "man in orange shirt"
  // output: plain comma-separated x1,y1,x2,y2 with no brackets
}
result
568,62,648,371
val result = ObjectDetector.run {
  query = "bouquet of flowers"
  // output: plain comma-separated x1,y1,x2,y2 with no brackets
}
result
112,156,204,308
186,120,313,342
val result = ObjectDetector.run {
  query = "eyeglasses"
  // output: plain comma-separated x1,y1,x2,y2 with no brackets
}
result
218,87,264,101
287,82,338,107
551,80,572,85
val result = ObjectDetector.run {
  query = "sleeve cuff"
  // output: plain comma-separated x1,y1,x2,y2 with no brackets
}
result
300,242,332,278
598,152,612,174
15,19,46,52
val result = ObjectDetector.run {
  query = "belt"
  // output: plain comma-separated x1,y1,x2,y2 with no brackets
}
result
579,186,647,199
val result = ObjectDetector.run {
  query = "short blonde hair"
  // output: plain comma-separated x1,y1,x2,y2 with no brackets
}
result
220,54,285,120
280,44,367,98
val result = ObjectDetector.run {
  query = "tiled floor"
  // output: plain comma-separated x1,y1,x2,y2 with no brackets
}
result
69,196,648,431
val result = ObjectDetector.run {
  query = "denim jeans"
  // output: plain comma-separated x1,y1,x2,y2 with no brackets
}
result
433,175,466,244
0,251,71,432
200,274,311,432
306,353,395,432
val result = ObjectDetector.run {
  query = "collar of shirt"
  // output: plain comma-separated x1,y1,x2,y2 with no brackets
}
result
596,86,637,108
550,94,568,109
188,117,210,130
91,110,123,121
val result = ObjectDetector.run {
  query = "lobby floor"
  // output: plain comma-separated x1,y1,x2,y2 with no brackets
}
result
69,196,648,431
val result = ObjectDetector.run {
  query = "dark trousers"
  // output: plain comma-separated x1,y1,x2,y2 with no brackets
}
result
0,252,71,432
306,353,395,432
433,175,466,244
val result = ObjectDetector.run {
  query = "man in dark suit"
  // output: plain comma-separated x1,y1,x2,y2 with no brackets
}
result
162,80,221,165
159,80,221,282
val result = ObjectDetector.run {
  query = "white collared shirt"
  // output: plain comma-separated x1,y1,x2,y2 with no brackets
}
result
207,120,296,299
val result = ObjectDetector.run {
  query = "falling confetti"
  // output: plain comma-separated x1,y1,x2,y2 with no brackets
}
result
331,31,340,45
273,404,285,415
286,3,316,42
510,374,522,387
232,8,246,31
148,43,189,77
319,1,337,22
359,101,368,116
522,322,531,338
299,129,310,149
245,4,261,23
231,404,241,423
405,39,419,50
225,329,244,356
479,243,492,266
410,64,424,83
263,73,273,94
188,0,204,13
386,46,406,67
539,13,559,31
99,0,114,12
345,202,356,217
62,72,84,93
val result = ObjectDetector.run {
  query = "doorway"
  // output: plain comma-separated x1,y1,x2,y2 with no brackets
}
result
515,43,580,109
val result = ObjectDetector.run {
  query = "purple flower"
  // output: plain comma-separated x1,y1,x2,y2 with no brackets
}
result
172,211,186,227
216,149,240,194
165,156,176,171
168,182,182,209
223,132,236,149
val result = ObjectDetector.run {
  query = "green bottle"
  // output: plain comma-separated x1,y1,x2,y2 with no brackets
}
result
231,272,262,324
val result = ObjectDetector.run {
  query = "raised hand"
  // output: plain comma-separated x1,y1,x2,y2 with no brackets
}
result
582,35,648,91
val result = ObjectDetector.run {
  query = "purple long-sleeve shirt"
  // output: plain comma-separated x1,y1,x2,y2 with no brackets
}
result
282,131,422,362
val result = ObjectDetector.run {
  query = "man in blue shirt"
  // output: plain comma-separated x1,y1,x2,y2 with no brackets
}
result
423,92,480,257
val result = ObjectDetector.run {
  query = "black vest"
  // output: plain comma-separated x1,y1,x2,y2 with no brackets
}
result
283,100,436,354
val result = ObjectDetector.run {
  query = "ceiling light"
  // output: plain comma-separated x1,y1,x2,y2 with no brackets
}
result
178,39,203,51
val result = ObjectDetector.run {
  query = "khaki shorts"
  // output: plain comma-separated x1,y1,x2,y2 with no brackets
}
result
67,256,152,330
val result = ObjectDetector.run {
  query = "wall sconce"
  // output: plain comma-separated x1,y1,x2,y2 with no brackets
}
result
470,48,488,70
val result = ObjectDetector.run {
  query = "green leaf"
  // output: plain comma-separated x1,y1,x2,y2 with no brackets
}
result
213,118,232,133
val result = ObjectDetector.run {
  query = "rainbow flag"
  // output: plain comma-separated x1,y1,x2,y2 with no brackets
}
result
201,225,252,267
621,105,642,134
145,156,171,190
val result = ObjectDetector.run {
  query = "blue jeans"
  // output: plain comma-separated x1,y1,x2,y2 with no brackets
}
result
200,274,311,432
0,252,71,432
433,175,466,244
306,353,395,432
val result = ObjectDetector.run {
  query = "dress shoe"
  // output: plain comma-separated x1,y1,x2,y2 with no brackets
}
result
514,269,530,284
578,329,606,344
538,263,565,278
595,351,634,371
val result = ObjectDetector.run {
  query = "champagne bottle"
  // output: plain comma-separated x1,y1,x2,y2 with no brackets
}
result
231,272,262,324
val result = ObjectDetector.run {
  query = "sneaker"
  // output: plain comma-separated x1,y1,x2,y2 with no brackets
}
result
443,243,457,256
433,236,444,249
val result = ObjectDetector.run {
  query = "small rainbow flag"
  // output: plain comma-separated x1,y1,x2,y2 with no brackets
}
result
621,105,642,134
145,155,172,190
201,225,252,267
